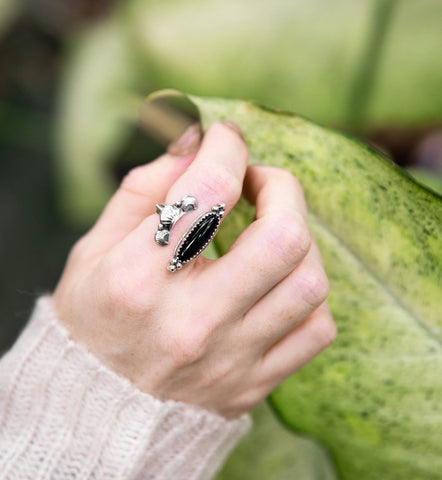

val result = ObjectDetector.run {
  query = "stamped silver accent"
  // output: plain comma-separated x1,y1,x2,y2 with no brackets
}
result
155,195,197,246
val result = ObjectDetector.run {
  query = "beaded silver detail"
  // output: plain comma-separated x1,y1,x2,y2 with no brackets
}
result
168,203,225,272
154,195,197,246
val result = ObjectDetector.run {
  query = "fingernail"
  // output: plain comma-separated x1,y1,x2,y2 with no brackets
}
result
167,123,201,157
221,120,245,142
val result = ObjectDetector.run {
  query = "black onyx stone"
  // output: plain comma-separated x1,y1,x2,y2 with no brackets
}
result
178,213,220,263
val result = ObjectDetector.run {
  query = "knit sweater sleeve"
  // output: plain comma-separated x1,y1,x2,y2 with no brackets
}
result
0,297,251,480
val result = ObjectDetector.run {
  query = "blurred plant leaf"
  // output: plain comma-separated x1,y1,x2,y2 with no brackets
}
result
407,167,442,196
367,0,442,128
55,16,141,225
0,0,22,38
142,90,442,480
128,0,442,130
216,402,337,480
55,0,441,224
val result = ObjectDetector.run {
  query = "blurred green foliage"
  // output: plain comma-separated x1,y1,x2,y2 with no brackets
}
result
127,0,441,127
54,0,442,225
0,0,21,39
217,402,337,480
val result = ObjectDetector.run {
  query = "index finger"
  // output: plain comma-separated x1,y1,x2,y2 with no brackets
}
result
106,121,249,279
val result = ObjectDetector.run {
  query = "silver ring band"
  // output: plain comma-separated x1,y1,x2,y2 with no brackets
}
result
154,195,197,246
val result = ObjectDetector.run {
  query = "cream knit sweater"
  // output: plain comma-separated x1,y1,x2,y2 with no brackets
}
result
0,297,251,479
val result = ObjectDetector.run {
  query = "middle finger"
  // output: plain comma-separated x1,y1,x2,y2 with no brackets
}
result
200,165,312,315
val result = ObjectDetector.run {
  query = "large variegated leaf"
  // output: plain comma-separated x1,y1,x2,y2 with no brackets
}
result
142,91,442,480
216,402,337,480
129,0,442,129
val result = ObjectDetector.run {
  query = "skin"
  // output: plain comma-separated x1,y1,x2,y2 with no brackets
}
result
53,121,336,419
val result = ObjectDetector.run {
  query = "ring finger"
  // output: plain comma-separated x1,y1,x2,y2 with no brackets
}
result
239,241,330,353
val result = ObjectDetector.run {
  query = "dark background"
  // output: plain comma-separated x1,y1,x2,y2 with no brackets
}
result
0,4,114,352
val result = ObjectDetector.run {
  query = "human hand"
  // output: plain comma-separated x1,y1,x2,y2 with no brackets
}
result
53,121,336,419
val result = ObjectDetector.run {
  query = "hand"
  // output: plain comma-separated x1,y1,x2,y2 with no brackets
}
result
53,121,336,419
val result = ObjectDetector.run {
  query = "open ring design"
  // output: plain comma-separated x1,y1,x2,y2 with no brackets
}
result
155,195,198,246
168,204,225,272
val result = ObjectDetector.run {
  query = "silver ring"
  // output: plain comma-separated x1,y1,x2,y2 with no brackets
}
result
154,195,197,246
168,203,225,272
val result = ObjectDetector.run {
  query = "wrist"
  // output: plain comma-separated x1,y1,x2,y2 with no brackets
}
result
0,296,251,478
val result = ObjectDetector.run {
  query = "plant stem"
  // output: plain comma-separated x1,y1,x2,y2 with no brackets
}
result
347,0,398,133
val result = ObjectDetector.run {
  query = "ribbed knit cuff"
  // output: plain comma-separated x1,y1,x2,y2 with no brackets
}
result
0,297,251,480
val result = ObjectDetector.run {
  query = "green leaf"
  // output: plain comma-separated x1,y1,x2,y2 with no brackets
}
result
142,91,442,480
0,0,22,39
216,402,337,480
407,167,442,196
129,0,442,129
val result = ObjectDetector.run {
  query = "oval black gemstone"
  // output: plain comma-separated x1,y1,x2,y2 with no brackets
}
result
178,213,220,263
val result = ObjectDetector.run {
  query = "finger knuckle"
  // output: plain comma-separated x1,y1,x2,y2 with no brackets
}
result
68,234,91,263
312,315,337,349
298,268,330,308
205,359,236,388
198,165,241,201
166,326,210,367
120,164,150,192
231,387,264,414
266,214,311,267
121,165,142,188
